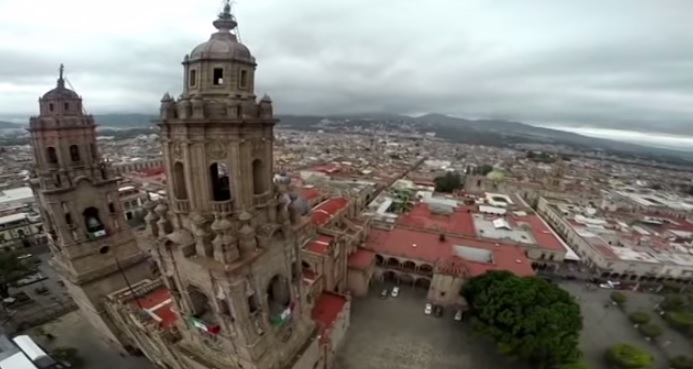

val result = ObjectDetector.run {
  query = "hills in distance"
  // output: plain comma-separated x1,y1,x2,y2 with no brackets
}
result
2,112,691,164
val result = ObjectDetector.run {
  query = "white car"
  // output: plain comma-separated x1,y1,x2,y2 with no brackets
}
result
424,303,433,315
454,310,463,321
391,287,400,298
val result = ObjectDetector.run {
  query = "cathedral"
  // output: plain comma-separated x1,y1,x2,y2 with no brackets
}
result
28,3,352,369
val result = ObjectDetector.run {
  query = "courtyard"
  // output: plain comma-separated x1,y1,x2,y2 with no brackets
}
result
560,281,691,369
334,282,529,369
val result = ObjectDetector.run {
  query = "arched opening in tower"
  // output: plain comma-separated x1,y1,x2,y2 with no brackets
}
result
267,275,291,323
188,285,216,325
69,145,81,162
209,162,231,201
83,207,106,238
173,162,188,200
252,159,266,195
46,147,58,164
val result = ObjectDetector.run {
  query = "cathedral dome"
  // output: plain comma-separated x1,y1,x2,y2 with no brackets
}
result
42,66,79,100
42,84,79,100
188,2,254,64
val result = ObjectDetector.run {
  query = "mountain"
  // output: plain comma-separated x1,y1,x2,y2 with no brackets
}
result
51,112,693,164
0,121,21,129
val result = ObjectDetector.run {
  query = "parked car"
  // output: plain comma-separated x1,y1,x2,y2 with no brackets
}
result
454,310,463,321
424,303,433,315
433,305,443,318
380,289,389,299
391,286,400,298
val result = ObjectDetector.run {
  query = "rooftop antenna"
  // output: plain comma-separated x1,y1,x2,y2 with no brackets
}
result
60,64,90,115
227,0,242,42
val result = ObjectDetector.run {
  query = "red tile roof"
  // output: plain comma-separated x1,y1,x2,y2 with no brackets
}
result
312,197,349,226
347,249,375,269
397,203,476,236
133,288,177,329
523,214,566,252
311,292,348,344
366,227,534,277
306,235,334,255
301,187,321,201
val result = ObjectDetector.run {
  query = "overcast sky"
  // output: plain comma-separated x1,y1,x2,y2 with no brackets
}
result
1,0,692,134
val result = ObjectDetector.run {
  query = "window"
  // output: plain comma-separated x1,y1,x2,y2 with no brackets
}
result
173,162,188,200
90,143,97,160
108,202,116,213
189,69,197,87
65,213,73,225
240,70,248,87
252,159,266,195
213,68,224,85
69,145,80,162
236,105,242,118
46,147,58,164
83,207,106,237
209,163,231,201
64,102,69,110
49,103,54,112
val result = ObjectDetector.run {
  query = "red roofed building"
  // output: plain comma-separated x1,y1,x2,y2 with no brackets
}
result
312,197,349,227
397,202,476,236
311,292,351,369
365,226,534,306
347,249,376,296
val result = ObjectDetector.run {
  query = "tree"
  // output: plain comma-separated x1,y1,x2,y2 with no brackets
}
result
610,291,627,305
671,355,693,369
637,323,663,339
628,311,650,325
473,164,494,176
559,361,591,369
0,251,37,298
605,344,653,369
51,347,82,367
462,271,583,368
433,172,463,193
664,311,693,333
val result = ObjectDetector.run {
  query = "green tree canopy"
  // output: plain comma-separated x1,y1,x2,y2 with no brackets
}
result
473,164,494,176
637,323,663,339
462,271,583,368
0,251,38,298
610,291,627,305
433,172,463,193
628,311,650,325
664,311,693,332
559,361,591,369
605,344,653,369
671,355,693,369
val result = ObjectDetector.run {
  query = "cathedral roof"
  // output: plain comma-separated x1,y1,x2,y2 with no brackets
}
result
188,1,254,64
42,64,79,101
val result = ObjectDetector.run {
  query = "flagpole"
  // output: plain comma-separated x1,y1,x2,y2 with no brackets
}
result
116,257,142,309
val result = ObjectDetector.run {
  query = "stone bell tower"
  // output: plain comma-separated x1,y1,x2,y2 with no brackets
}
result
28,65,152,350
149,2,315,369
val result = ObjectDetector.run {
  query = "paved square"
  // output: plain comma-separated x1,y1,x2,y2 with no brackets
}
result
334,282,529,369
559,281,690,369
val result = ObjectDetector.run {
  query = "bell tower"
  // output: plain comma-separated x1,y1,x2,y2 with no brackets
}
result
150,2,315,369
28,65,152,350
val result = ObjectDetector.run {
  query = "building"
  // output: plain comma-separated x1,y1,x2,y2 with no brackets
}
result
0,187,35,212
105,4,346,369
0,212,46,251
537,196,693,283
27,65,154,352
0,334,65,369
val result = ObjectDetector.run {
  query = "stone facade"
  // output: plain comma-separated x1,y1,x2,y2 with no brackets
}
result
136,4,319,369
27,65,153,352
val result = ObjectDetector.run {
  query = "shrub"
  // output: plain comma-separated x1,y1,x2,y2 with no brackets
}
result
559,360,591,369
628,311,650,325
611,291,627,305
605,344,653,369
661,294,688,311
51,347,82,367
638,323,663,339
665,311,693,333
671,355,693,369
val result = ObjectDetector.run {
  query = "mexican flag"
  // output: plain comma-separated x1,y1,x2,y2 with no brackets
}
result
187,316,221,335
270,303,295,326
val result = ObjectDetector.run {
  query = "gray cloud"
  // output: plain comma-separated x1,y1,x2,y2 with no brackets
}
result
1,0,692,135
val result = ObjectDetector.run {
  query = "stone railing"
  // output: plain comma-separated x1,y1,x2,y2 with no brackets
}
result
253,192,272,207
171,199,190,213
211,199,234,214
